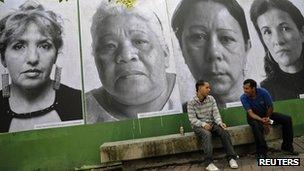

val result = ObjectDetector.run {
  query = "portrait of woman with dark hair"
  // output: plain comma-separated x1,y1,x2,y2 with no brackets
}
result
250,0,304,101
172,0,251,108
0,1,83,133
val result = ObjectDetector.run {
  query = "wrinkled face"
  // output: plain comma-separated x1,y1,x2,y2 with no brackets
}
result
3,23,56,90
198,82,210,97
94,14,168,105
257,8,304,68
243,83,255,97
181,1,248,95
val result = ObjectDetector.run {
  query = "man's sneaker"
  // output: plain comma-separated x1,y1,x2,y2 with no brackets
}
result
206,163,219,171
229,159,238,169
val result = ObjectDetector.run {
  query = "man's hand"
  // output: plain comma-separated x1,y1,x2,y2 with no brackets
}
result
219,122,227,130
203,123,212,131
261,117,270,124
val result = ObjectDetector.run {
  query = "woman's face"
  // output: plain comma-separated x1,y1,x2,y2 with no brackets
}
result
3,22,57,90
94,14,168,105
181,1,248,95
257,8,304,68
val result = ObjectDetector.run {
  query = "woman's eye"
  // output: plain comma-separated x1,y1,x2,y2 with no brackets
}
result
281,26,290,32
12,43,24,50
189,33,207,42
262,29,271,35
220,36,235,45
133,39,148,45
38,43,52,50
105,43,117,49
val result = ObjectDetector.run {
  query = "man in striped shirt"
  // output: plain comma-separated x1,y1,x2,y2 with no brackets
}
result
187,80,238,171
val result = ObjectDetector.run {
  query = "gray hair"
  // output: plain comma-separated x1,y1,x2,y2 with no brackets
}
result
90,0,167,57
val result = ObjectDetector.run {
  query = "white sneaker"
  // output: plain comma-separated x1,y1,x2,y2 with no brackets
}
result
229,159,238,169
206,163,219,171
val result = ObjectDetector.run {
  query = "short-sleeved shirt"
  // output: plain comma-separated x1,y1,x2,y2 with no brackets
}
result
240,88,273,117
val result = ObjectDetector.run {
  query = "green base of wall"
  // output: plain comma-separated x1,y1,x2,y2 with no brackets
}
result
1,99,303,170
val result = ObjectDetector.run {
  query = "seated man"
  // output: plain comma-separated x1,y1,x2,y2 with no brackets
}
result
187,80,238,171
240,79,299,159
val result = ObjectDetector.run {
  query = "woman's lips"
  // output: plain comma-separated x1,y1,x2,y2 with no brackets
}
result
276,49,290,54
116,70,146,80
209,72,228,80
22,69,42,77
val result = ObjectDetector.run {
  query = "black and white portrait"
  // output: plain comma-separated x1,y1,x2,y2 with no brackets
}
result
171,0,251,108
250,0,304,101
80,0,182,123
0,0,83,133
169,0,304,108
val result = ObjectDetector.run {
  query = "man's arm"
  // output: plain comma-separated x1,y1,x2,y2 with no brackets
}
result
262,88,274,118
211,97,222,125
265,106,273,118
247,109,264,122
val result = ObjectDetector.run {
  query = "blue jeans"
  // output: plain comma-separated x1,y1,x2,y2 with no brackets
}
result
193,123,237,164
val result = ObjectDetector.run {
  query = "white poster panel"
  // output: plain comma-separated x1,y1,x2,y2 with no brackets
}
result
169,0,304,108
80,0,183,123
0,0,83,133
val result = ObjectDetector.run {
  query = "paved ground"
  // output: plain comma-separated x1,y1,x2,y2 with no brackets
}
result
94,136,304,171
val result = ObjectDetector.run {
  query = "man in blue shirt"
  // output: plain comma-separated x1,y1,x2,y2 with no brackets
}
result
240,79,298,158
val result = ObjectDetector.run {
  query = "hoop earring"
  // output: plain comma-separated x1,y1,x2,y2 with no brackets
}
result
2,68,10,98
53,65,62,90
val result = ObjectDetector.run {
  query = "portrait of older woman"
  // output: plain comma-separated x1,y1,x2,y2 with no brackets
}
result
250,0,304,101
83,0,181,123
172,0,251,108
0,1,83,133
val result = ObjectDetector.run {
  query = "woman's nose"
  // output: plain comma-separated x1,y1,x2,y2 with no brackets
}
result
115,41,138,64
272,30,285,46
206,36,223,62
26,46,39,65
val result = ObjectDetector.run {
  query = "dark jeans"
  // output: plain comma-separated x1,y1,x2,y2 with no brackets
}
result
247,112,294,156
193,124,237,164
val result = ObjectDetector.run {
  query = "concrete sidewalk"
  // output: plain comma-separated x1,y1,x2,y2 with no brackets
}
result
94,136,304,171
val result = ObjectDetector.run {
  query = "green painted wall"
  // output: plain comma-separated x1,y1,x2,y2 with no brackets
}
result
0,99,303,170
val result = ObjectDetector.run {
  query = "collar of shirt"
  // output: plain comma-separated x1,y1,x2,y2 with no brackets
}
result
194,95,208,104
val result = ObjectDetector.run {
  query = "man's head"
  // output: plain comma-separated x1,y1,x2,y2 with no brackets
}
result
196,80,210,99
243,79,257,97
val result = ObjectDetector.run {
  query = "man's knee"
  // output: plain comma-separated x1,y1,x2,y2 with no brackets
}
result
221,129,231,138
194,127,212,139
285,115,292,124
248,120,262,129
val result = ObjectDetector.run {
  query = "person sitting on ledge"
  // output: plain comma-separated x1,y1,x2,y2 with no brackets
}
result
187,80,238,171
240,79,299,159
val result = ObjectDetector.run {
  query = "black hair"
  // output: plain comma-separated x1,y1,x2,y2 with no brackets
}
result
172,0,250,48
243,79,257,89
195,79,207,92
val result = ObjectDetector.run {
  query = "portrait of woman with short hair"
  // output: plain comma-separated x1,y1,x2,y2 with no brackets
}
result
80,0,182,123
0,0,83,133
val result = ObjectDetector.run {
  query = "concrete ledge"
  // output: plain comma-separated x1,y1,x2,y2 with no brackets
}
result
100,125,282,163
